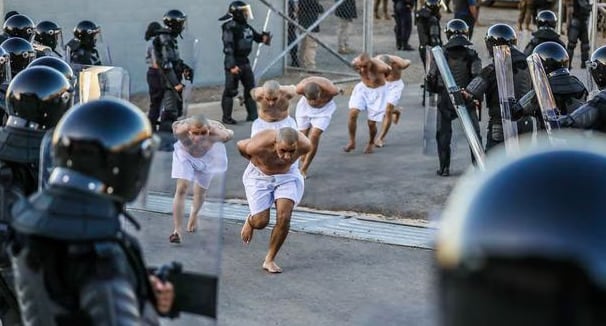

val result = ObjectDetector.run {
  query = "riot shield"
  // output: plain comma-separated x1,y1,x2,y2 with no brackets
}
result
493,45,520,154
178,34,200,118
78,65,129,103
431,46,486,170
527,53,560,134
423,47,438,156
128,119,230,323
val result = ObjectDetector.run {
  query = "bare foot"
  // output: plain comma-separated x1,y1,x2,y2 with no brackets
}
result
262,260,283,273
364,143,375,154
392,109,401,125
342,142,355,152
187,217,197,232
374,139,385,148
240,215,254,244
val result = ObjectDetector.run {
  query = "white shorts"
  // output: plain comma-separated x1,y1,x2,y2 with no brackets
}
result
385,79,404,106
295,97,337,131
348,82,388,122
242,163,304,216
251,116,298,137
171,141,228,189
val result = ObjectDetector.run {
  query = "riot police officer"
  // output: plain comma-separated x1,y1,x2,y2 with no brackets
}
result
33,20,64,58
513,42,587,126
465,24,532,152
415,0,442,68
566,0,592,69
426,19,481,176
1,14,34,42
436,137,606,326
393,0,415,51
0,66,74,326
9,97,177,325
1,37,36,76
523,10,566,56
152,9,192,132
558,45,606,131
65,20,103,65
219,1,272,124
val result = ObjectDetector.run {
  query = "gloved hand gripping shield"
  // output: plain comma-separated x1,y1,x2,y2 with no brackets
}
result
527,53,560,136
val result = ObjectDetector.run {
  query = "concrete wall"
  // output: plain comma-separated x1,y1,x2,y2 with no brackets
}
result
4,0,284,94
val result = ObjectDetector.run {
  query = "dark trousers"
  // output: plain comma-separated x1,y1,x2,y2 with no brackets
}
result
567,17,590,68
437,104,481,170
394,3,412,48
221,63,257,121
288,24,299,66
146,68,164,127
485,121,503,152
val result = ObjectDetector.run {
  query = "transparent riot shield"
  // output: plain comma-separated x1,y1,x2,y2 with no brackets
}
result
423,47,438,156
527,53,560,135
78,65,130,103
179,34,200,118
586,60,600,100
494,45,520,154
128,119,229,323
432,46,486,170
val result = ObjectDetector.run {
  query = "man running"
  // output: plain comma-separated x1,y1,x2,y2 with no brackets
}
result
375,54,411,147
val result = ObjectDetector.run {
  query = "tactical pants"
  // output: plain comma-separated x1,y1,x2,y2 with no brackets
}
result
159,88,183,132
485,121,504,152
221,63,257,121
287,23,299,66
146,68,164,128
567,17,590,69
436,106,481,170
393,2,412,49
337,19,352,50
374,0,389,18
300,34,319,69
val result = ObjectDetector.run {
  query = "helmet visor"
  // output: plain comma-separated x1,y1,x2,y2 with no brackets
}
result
239,4,254,20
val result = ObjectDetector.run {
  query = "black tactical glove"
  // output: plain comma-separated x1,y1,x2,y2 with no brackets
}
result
262,31,272,46
182,64,194,82
555,115,574,128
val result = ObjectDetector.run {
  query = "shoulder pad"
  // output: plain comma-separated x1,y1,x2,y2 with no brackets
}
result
223,20,238,29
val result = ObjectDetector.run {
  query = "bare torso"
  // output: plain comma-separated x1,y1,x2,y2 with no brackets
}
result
257,97,291,122
250,148,300,175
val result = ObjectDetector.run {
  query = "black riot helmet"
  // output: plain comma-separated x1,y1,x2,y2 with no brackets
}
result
73,20,100,48
1,37,36,75
6,66,73,130
51,97,158,202
445,19,470,40
589,45,606,89
2,14,35,42
424,0,441,14
28,56,76,88
163,9,187,36
34,20,63,50
485,24,517,56
536,10,558,30
436,136,606,326
224,1,254,23
533,41,569,75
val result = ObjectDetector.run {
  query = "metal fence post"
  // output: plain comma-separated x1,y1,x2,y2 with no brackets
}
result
363,0,374,55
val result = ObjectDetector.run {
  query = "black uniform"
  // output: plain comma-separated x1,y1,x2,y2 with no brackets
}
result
523,28,566,56
393,0,414,50
513,67,587,125
560,90,606,131
9,98,165,326
427,36,482,176
466,47,532,152
220,18,267,123
65,39,101,66
416,7,442,68
566,0,592,68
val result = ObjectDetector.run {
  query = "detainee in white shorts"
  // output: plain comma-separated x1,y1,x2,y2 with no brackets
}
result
385,79,404,107
295,97,337,131
348,82,388,122
171,141,228,189
242,163,304,216
250,116,298,136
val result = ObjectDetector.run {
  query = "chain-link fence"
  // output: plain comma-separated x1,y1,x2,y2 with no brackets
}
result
255,0,374,81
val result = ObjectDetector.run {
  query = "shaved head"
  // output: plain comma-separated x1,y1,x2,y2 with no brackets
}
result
276,127,299,144
263,80,281,97
189,114,209,128
303,82,321,101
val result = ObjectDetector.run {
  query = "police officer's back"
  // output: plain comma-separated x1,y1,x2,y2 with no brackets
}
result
415,0,442,67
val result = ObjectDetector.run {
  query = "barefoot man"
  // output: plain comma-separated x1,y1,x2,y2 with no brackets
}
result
375,54,411,147
250,80,298,136
169,115,234,244
343,52,392,153
237,127,311,273
295,76,342,178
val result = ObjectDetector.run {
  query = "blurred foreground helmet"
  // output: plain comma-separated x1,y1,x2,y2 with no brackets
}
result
52,97,158,202
485,24,517,56
6,66,73,130
35,20,63,50
536,10,558,30
3,14,34,42
533,41,569,75
436,135,606,326
445,19,469,40
28,56,76,87
589,45,606,89
163,9,187,35
1,37,36,75
73,20,100,47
